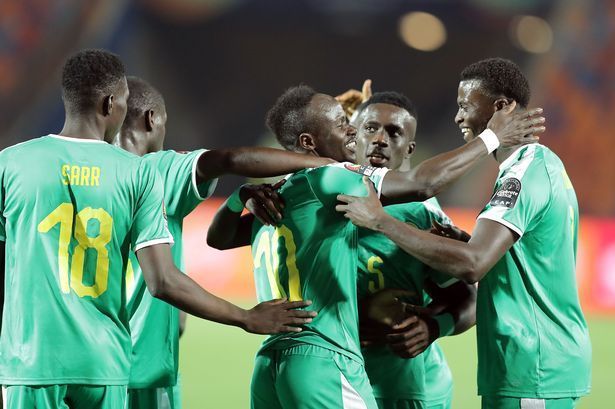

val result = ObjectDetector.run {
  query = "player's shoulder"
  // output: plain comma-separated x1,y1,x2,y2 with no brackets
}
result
302,162,385,178
143,148,204,167
0,135,52,157
501,144,551,179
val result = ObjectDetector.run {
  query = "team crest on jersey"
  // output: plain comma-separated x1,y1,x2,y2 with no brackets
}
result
344,163,376,177
490,177,521,208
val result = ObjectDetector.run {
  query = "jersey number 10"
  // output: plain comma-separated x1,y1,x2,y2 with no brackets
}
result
253,225,303,301
38,203,112,298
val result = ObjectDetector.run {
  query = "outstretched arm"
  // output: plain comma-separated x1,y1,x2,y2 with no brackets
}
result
195,148,334,183
380,106,544,203
207,182,285,250
136,243,316,334
338,178,516,283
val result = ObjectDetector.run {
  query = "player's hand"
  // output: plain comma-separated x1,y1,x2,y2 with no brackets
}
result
335,79,372,117
487,103,545,148
386,305,439,359
364,288,417,328
243,298,317,334
336,176,388,231
430,220,471,242
241,180,286,226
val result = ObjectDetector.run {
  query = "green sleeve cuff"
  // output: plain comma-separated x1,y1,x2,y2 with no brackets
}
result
225,185,245,213
434,313,455,338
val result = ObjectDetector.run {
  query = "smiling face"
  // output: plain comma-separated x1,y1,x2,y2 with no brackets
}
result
355,103,416,170
307,93,357,162
454,79,496,143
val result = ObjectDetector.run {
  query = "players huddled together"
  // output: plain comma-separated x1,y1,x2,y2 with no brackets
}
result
0,49,590,409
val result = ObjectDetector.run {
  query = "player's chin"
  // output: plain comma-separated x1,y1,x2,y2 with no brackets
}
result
368,157,388,168
343,149,356,163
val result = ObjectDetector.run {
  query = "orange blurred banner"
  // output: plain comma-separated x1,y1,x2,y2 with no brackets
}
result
185,200,615,315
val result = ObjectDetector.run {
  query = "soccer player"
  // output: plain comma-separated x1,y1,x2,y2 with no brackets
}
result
207,85,543,408
337,58,591,409
0,49,317,409
116,76,341,409
352,91,476,409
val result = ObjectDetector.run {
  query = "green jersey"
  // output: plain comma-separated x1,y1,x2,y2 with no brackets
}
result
251,163,389,363
357,198,456,401
0,135,172,385
126,149,216,389
476,144,591,398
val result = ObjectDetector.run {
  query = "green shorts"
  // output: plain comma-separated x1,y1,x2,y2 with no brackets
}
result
127,383,180,409
481,396,580,409
3,384,126,409
251,343,378,409
375,396,451,409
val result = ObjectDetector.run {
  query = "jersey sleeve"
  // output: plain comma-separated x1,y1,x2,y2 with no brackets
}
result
131,160,174,251
477,154,550,238
145,149,217,219
0,152,6,241
307,163,389,207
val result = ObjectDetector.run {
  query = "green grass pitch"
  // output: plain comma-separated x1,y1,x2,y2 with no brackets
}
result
179,313,613,408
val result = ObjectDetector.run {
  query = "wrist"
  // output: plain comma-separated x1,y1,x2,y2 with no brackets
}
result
433,313,455,338
477,128,500,154
373,212,394,233
237,307,251,332
225,185,246,213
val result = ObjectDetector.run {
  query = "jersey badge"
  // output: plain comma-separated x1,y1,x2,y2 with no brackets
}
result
489,177,521,208
344,163,376,177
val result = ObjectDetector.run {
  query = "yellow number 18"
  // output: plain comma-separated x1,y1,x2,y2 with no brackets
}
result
38,203,113,298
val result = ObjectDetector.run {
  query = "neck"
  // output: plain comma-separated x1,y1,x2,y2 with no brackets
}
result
59,113,108,142
117,129,149,156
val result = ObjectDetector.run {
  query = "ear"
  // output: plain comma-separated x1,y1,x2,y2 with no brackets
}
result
102,95,114,116
406,141,416,157
298,132,317,153
493,97,514,112
145,109,155,132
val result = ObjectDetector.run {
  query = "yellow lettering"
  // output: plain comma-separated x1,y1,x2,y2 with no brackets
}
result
80,166,91,186
61,165,70,185
70,166,80,185
91,167,100,186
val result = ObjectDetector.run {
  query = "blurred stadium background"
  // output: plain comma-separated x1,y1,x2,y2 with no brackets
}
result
2,0,613,407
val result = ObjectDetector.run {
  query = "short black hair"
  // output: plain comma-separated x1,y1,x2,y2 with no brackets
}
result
61,49,126,114
265,85,317,151
357,91,418,120
460,57,530,107
123,76,165,128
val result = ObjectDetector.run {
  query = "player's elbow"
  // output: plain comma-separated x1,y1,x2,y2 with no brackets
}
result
206,231,230,250
145,271,171,299
457,254,486,284
459,265,486,284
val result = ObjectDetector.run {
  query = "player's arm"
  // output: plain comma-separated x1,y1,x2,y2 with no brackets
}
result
136,243,316,333
423,279,476,336
207,181,285,250
379,106,544,203
338,178,516,283
195,148,334,183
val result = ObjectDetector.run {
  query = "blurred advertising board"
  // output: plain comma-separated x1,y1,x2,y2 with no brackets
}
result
184,200,615,315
